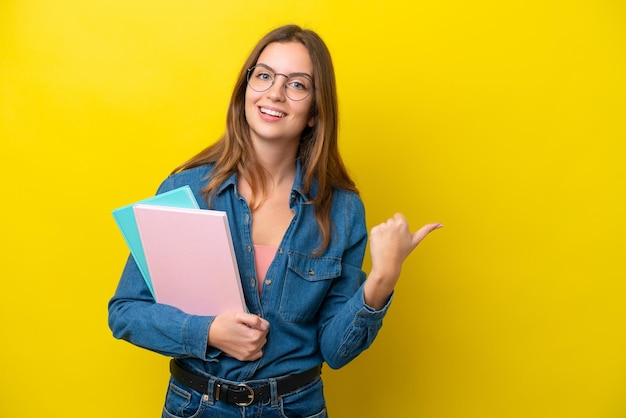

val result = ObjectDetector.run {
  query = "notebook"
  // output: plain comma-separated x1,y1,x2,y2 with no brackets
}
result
112,186,199,298
133,204,247,316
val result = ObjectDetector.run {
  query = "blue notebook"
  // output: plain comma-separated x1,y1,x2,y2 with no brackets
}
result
112,186,199,298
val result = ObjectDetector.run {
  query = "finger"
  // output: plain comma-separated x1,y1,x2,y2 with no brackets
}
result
392,212,404,220
392,212,409,226
411,223,443,247
241,314,269,331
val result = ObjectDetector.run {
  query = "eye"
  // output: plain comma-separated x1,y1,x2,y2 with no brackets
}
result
289,81,305,90
256,71,273,81
287,77,311,91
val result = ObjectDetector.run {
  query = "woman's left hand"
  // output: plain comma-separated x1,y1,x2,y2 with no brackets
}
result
364,213,442,310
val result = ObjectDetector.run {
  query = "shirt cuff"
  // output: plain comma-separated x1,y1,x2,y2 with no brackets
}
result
182,315,222,361
358,286,393,318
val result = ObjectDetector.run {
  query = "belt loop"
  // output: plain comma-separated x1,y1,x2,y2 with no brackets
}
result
206,376,217,405
269,378,279,407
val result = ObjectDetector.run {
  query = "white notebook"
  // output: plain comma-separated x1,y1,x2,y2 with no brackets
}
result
133,204,247,316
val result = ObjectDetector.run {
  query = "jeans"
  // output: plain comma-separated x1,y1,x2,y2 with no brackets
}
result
162,375,327,418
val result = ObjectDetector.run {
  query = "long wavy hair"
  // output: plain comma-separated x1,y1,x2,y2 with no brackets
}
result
173,25,357,253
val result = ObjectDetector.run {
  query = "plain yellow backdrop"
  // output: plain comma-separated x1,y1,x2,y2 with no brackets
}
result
1,1,625,417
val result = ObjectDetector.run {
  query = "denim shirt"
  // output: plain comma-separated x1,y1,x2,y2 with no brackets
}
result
108,162,392,382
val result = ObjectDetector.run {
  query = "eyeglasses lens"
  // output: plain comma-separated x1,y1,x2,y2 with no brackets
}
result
247,66,312,101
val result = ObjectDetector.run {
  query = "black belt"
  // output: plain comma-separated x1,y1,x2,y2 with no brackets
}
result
170,359,321,407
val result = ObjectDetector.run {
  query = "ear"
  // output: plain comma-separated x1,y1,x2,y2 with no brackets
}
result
307,115,315,128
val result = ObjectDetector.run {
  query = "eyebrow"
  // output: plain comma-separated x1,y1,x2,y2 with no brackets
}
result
255,63,313,79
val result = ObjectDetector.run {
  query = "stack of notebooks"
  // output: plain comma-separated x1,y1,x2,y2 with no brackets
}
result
113,186,246,316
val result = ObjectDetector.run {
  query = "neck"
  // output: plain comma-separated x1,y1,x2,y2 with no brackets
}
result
251,137,299,187
238,137,298,211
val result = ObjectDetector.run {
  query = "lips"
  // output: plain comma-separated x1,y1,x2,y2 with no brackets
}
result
259,107,286,118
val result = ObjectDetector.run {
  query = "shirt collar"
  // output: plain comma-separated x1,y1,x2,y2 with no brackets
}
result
292,159,316,203
213,159,317,203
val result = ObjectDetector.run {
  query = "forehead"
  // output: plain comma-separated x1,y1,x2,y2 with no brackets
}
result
256,41,313,75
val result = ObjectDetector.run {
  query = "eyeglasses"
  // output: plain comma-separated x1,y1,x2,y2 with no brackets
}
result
246,64,313,101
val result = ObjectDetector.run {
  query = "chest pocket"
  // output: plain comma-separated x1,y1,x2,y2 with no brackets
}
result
279,252,342,322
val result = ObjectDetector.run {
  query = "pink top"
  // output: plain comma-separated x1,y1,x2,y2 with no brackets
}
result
254,244,278,295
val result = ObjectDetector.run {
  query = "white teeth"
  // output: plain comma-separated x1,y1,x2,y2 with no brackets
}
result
260,107,285,118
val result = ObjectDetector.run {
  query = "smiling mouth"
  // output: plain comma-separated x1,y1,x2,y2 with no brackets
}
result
260,107,285,118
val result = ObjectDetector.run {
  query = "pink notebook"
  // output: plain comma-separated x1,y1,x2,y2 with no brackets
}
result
133,204,246,316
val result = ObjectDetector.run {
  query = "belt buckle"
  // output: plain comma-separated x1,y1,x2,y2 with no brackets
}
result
235,383,255,407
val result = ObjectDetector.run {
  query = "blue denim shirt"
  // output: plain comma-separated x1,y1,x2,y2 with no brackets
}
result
108,162,391,382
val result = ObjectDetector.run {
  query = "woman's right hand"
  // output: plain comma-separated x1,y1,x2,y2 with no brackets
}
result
208,312,270,361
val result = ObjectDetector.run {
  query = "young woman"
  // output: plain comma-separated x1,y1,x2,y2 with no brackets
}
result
108,24,441,418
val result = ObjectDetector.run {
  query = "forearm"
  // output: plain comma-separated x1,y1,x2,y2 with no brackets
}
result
108,255,215,359
109,299,213,358
363,268,398,311
318,285,390,369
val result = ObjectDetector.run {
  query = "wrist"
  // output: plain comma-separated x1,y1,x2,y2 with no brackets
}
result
363,271,396,310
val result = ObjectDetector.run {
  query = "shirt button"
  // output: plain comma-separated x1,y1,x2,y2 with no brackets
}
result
247,245,252,252
278,248,284,255
245,214,250,223
250,279,255,287
265,279,272,286
309,269,315,276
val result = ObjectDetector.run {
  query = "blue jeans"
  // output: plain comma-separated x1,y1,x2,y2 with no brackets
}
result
162,375,327,418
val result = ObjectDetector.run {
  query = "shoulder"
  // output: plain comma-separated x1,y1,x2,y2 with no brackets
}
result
331,187,365,212
329,187,366,226
155,164,215,195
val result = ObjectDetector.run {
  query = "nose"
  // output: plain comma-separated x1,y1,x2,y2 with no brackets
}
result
266,74,288,101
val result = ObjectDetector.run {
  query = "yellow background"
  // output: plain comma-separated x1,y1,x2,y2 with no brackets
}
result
1,1,625,417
